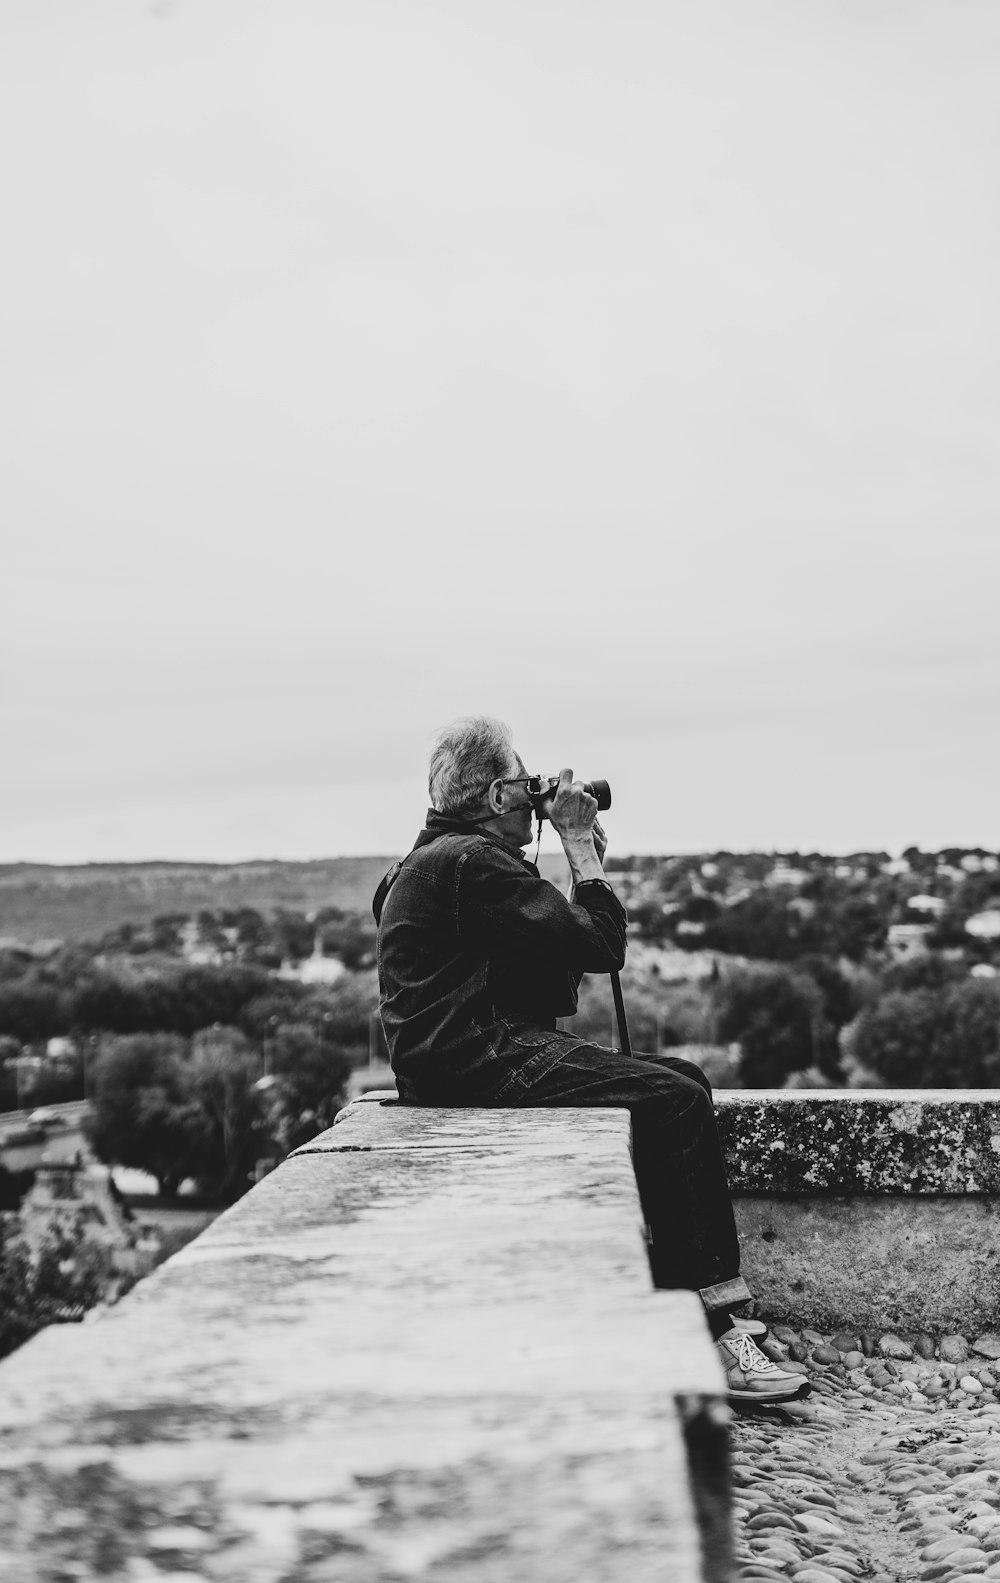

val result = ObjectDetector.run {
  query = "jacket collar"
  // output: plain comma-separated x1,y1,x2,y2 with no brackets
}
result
415,809,535,865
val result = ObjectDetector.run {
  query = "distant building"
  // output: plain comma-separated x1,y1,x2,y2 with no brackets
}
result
965,910,1000,941
765,863,809,888
19,1154,160,1290
907,894,946,917
279,939,346,985
887,923,931,961
882,858,911,877
971,963,998,979
45,1036,77,1060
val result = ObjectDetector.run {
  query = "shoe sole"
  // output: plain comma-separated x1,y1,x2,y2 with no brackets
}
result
732,1321,768,1340
725,1393,809,1424
724,1378,811,1407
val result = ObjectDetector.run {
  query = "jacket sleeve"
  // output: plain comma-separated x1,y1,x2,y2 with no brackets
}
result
456,844,627,973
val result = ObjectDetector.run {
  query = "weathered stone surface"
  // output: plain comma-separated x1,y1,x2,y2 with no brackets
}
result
0,1103,724,1583
973,1334,1000,1361
716,1091,1000,1194
734,1197,1000,1333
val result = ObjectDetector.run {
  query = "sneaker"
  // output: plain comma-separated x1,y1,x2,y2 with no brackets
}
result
731,1315,768,1341
716,1328,807,1401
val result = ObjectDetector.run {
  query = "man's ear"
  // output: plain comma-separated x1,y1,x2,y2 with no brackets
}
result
486,778,504,815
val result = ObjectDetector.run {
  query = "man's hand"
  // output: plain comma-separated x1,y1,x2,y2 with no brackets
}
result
548,769,606,886
592,818,608,866
548,768,598,842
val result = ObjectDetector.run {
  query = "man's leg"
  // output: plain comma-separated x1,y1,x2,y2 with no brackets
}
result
495,1042,742,1306
495,1041,807,1401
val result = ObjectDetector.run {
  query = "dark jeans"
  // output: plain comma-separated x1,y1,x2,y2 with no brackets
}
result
455,1040,743,1305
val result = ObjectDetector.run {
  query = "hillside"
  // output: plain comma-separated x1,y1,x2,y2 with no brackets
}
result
0,852,572,945
0,860,398,944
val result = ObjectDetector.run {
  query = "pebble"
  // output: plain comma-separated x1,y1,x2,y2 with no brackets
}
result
973,1335,1000,1361
942,1336,972,1363
772,1325,801,1345
879,1333,914,1360
761,1338,792,1364
813,1344,843,1365
732,1321,1000,1583
831,1332,860,1354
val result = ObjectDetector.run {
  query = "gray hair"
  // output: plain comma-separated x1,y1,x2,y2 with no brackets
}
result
428,716,518,816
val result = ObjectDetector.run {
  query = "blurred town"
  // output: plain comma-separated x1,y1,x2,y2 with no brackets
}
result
1,846,998,1355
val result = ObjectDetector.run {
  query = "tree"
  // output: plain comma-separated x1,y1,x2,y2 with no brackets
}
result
72,963,272,1038
305,971,379,1064
823,893,887,962
716,966,831,1087
701,893,816,962
855,978,1000,1088
0,1218,105,1360
852,989,940,1086
272,910,315,962
188,1027,270,1200
0,976,70,1042
267,1022,351,1151
85,1034,207,1198
853,988,947,1087
315,909,377,970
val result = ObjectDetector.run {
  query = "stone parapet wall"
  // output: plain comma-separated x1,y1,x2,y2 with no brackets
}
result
716,1090,1000,1194
716,1090,1000,1334
0,1100,728,1583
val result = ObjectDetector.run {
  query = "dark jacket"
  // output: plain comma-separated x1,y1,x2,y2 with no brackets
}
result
373,811,627,1104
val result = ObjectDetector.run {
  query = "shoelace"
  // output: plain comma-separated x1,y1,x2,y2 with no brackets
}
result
731,1331,781,1375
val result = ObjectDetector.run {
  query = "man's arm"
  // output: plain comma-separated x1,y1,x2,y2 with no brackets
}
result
459,843,627,974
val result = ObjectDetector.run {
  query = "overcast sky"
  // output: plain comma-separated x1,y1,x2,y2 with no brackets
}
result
3,0,998,863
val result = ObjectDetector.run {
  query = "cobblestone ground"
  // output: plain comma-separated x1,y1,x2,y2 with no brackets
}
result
732,1325,1000,1583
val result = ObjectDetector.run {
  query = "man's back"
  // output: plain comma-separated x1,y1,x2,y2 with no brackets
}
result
375,811,626,1103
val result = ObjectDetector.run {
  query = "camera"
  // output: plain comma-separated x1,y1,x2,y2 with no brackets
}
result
526,775,612,820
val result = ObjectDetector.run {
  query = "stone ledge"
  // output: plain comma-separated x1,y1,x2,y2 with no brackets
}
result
0,1103,726,1583
716,1090,1000,1194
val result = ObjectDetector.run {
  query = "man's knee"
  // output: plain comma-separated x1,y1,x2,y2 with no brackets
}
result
630,1070,714,1132
648,1055,713,1098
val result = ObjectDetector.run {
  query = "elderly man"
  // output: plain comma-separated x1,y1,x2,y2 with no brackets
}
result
374,716,805,1404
